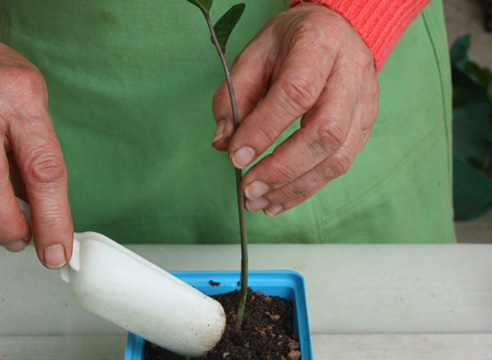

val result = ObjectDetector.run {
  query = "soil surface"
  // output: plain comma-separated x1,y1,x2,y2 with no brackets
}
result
145,288,301,360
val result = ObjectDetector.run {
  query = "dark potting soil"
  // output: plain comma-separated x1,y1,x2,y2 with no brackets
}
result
145,288,302,360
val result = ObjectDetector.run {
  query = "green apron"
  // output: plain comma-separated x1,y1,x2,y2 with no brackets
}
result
0,0,455,244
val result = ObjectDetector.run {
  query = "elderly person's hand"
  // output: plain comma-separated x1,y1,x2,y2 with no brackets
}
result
0,43,72,268
212,3,379,216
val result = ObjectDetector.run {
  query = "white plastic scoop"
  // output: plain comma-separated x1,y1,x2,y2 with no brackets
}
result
16,197,225,357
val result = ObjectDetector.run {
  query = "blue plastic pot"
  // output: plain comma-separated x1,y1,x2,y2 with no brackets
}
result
125,270,313,360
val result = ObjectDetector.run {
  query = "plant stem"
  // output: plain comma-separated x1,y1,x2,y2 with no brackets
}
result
199,6,248,331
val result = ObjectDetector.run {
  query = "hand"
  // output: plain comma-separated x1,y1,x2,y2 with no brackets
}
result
0,43,73,268
212,3,379,216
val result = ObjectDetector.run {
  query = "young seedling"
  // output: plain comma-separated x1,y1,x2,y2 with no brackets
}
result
186,0,248,330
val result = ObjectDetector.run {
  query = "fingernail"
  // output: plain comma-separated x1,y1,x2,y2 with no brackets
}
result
3,239,29,252
232,146,255,169
245,197,269,212
265,204,283,217
43,244,67,269
212,120,226,144
244,181,270,200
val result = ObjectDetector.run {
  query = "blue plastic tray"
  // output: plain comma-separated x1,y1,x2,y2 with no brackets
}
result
125,270,313,360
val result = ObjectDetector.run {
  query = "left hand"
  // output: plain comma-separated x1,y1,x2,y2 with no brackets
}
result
211,3,379,216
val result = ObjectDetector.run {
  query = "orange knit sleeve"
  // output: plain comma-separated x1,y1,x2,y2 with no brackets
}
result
289,0,431,71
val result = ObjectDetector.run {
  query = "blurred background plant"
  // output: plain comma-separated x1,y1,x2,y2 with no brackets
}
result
483,0,492,32
450,33,492,220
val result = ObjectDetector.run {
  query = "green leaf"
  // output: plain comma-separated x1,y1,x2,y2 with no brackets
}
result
466,61,492,90
481,139,492,152
212,3,246,53
467,156,484,170
186,0,212,12
450,34,471,69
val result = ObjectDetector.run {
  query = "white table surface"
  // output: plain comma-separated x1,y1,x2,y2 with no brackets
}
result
1,243,492,359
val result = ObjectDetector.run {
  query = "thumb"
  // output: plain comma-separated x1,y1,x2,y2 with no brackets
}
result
211,39,271,151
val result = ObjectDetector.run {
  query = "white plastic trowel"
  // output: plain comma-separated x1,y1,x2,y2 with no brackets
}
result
16,197,226,357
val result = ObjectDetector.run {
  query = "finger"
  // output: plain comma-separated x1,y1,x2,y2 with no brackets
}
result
246,122,361,216
10,110,73,269
211,36,271,151
268,73,378,213
227,36,336,169
0,151,31,252
270,150,355,216
357,78,379,152
245,69,379,213
8,152,28,201
241,63,358,201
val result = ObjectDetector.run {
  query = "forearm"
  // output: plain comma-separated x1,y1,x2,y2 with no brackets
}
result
289,0,431,71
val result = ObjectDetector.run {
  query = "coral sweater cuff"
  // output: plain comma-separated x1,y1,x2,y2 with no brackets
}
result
289,0,431,71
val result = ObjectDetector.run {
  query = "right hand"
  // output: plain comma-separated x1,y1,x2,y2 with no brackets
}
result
211,4,379,216
0,43,73,268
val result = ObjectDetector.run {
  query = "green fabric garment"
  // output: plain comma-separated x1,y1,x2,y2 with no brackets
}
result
0,0,455,244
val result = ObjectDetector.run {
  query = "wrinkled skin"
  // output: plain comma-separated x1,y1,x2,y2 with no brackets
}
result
0,3,378,265
212,3,379,216
0,43,73,268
